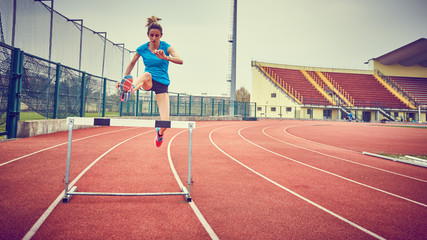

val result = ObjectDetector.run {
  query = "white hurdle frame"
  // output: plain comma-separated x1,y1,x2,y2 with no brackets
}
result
62,117,196,203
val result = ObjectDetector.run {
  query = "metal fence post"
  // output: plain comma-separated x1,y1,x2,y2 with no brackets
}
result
177,93,180,116
136,90,140,116
218,101,220,116
119,102,123,117
254,102,257,118
189,95,192,116
102,78,107,117
53,63,61,119
200,96,204,116
150,91,154,116
6,47,23,139
212,98,215,116
80,72,86,117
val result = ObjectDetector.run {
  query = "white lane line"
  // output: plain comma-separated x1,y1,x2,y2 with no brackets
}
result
262,125,427,183
168,128,219,240
22,130,152,240
238,126,427,207
209,126,385,240
1,128,132,167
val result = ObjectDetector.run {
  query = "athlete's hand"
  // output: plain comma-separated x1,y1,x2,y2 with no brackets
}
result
154,50,167,60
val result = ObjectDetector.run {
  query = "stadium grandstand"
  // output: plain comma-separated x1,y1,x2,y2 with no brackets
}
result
251,38,427,123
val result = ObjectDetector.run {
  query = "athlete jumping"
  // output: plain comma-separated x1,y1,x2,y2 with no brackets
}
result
118,16,183,147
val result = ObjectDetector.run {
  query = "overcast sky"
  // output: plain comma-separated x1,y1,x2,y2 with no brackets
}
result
54,0,427,96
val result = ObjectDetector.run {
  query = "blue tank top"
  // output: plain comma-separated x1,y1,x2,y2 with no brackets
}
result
136,41,171,85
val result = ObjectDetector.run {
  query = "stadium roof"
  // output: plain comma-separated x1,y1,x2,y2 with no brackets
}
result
373,38,427,67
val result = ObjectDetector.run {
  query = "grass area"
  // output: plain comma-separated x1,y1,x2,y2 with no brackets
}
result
378,153,427,160
20,111,46,121
375,124,427,129
0,124,5,137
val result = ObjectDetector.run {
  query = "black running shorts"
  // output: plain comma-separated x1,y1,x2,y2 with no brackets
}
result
148,80,168,94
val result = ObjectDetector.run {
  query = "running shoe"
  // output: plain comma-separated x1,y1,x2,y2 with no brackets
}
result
118,75,134,102
120,75,133,92
120,89,133,102
155,127,164,147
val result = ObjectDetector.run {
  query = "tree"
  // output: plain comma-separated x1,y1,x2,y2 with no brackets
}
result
235,87,250,102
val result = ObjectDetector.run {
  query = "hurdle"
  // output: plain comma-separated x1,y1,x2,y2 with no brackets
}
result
62,117,196,203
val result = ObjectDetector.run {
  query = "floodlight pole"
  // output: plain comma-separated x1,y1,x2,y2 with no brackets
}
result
230,0,237,102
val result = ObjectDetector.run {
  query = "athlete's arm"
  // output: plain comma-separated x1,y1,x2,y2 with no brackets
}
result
154,47,183,65
125,53,141,75
167,47,183,65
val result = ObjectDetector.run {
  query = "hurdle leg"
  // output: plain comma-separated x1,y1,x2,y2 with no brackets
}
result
63,118,74,203
185,122,195,202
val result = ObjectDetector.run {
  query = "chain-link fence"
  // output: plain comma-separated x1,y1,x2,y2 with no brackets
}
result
120,91,256,119
1,45,255,138
0,0,138,81
0,43,12,135
0,0,256,138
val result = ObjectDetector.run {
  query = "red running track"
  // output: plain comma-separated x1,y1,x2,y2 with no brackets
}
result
0,119,426,239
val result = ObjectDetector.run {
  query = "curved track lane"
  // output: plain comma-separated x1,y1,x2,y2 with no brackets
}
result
1,119,426,239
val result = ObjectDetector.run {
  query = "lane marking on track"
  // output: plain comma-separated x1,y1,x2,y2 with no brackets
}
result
238,125,427,207
168,128,219,240
262,125,427,183
209,126,385,240
22,130,152,240
0,128,134,167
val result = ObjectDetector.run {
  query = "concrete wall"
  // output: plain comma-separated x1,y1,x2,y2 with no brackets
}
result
17,119,95,138
16,116,243,138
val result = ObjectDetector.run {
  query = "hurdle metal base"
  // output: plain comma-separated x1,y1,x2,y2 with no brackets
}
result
182,186,192,202
62,186,78,203
63,186,192,203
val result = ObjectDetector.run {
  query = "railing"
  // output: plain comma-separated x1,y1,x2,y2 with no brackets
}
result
321,72,354,106
0,44,255,138
304,70,337,105
123,93,256,119
378,107,395,121
376,70,419,107
307,71,326,90
256,66,303,104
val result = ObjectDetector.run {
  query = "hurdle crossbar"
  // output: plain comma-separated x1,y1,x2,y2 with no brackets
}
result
63,117,195,203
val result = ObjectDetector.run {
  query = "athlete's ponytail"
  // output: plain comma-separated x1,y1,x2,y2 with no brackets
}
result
146,16,163,34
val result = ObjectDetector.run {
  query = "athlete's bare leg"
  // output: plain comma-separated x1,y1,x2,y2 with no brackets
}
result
156,93,170,135
132,72,153,92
